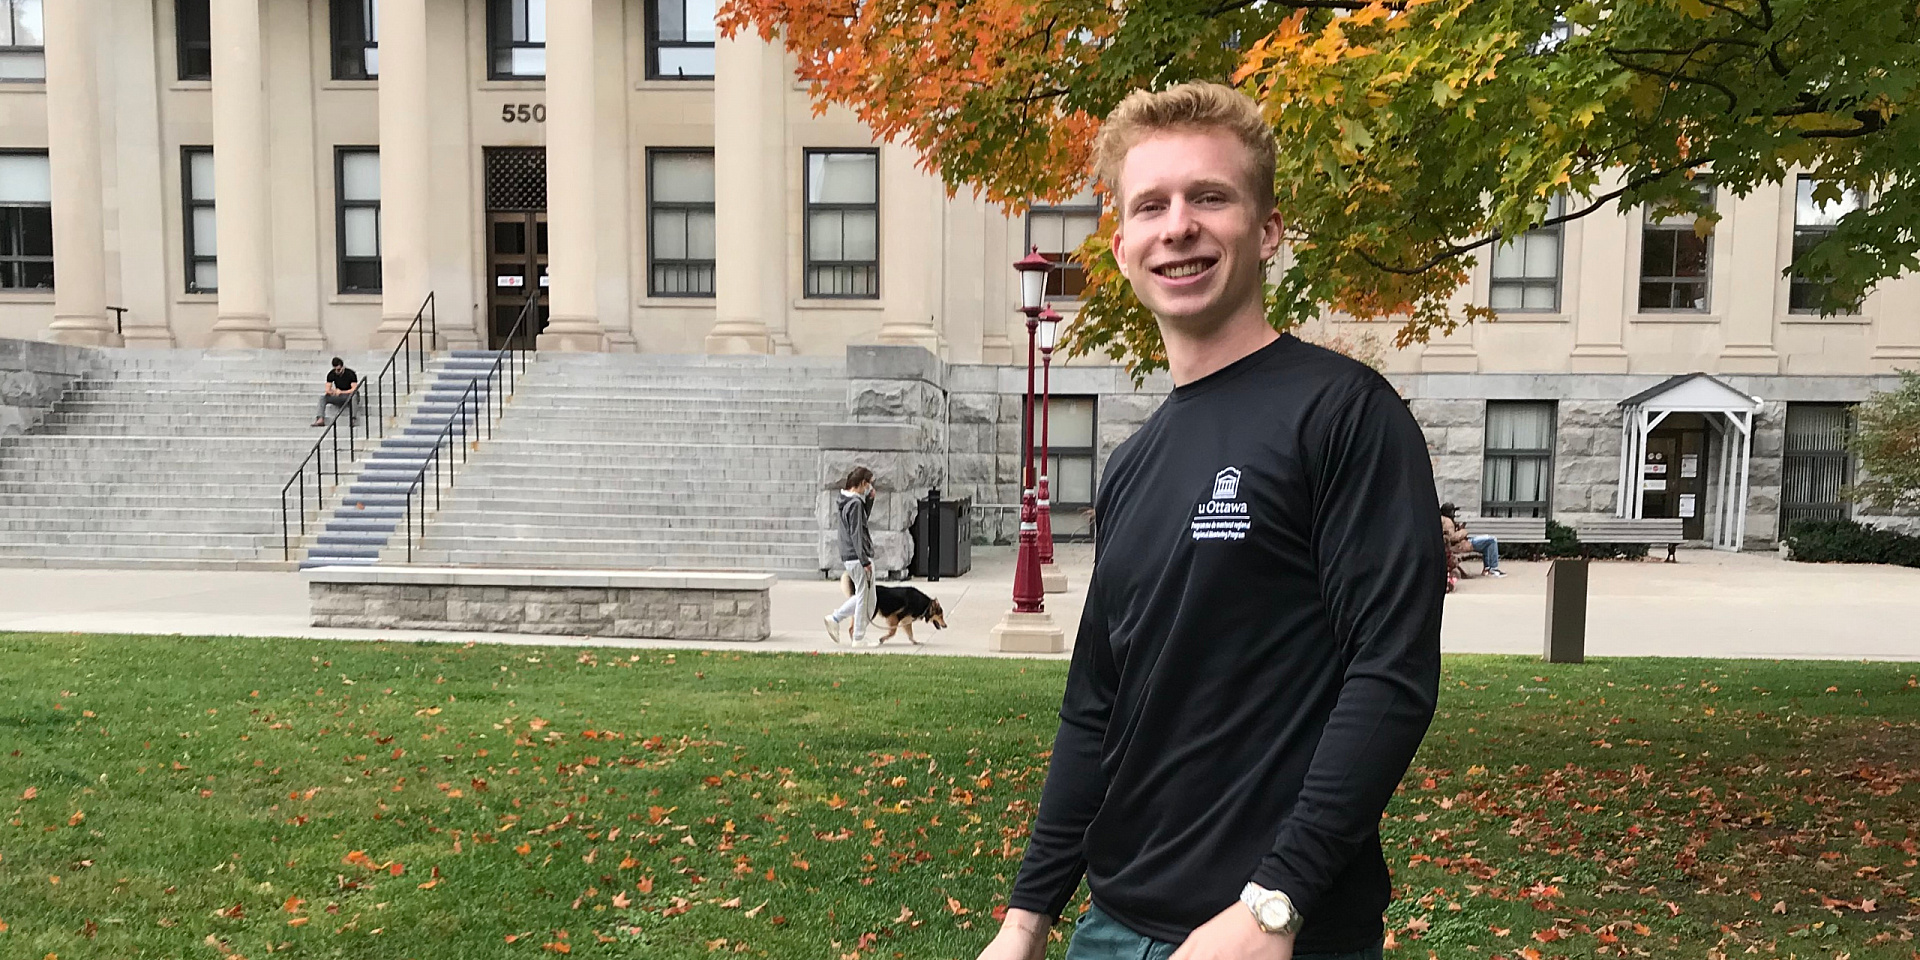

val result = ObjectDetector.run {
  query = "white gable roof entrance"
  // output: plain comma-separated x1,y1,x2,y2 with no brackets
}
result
1615,374,1764,551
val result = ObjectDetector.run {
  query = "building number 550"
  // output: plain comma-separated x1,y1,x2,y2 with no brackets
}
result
502,103,546,123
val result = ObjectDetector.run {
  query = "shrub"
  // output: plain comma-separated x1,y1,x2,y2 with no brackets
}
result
1501,520,1651,561
1783,518,1920,568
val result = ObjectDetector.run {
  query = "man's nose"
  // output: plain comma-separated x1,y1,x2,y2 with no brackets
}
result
1159,199,1199,244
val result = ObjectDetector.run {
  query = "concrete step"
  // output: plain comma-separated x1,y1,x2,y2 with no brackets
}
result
0,516,283,535
426,496,817,516
0,530,276,548
421,515,818,536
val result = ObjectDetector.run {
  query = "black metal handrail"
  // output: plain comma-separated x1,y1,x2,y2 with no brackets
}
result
400,297,533,562
279,293,436,561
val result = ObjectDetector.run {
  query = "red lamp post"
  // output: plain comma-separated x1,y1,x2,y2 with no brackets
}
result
1035,306,1062,569
1010,247,1052,615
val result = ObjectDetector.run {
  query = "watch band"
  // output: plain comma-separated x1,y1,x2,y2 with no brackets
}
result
1239,882,1302,936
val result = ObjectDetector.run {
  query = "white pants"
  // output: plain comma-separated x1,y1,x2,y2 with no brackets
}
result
829,559,873,641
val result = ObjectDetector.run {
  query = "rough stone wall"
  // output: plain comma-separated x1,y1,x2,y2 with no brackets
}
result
1407,399,1484,513
1743,401,1787,548
0,338,96,438
310,583,770,641
1553,401,1626,524
816,346,945,577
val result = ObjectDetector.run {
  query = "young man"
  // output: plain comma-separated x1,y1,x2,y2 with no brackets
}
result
313,357,360,427
977,84,1444,960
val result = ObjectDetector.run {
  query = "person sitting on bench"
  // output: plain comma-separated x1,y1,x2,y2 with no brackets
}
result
1440,502,1506,578
313,357,359,427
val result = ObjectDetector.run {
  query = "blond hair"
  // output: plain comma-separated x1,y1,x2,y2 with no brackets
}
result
1092,82,1277,211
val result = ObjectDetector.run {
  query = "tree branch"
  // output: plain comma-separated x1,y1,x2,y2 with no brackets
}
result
1607,51,1741,114
1797,110,1891,140
1348,158,1716,275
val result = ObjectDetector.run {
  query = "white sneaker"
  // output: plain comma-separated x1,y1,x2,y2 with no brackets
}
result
852,638,880,649
1486,569,1508,578
824,615,845,644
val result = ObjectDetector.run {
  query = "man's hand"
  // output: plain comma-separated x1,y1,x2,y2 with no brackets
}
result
1167,901,1294,960
973,908,1049,960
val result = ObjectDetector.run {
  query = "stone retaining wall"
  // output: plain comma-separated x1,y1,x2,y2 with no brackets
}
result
308,568,773,641
0,337,96,438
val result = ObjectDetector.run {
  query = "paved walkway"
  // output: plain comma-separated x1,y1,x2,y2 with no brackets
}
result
1,545,1917,660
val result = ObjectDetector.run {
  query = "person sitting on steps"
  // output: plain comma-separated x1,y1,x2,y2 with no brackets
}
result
313,357,360,427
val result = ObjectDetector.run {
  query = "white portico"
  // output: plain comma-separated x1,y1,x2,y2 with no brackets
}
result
1616,373,1764,551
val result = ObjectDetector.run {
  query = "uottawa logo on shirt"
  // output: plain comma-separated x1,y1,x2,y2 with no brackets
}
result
1192,466,1253,542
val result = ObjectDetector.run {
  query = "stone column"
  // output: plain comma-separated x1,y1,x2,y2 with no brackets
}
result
40,0,120,347
370,0,433,348
207,0,278,347
1718,182,1782,374
536,0,607,351
705,30,775,354
1570,188,1630,373
876,142,941,350
817,346,947,577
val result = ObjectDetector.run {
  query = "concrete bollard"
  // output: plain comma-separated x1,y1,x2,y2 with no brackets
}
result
1543,558,1588,664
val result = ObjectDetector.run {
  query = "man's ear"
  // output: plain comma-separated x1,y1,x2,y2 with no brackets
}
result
1260,206,1284,262
1110,219,1130,276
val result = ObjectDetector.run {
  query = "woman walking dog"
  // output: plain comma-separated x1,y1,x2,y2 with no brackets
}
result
825,467,877,647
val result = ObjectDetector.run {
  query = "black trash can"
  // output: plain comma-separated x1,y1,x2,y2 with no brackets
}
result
910,493,972,579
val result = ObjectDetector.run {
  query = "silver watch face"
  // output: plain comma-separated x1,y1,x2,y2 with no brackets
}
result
1258,897,1293,931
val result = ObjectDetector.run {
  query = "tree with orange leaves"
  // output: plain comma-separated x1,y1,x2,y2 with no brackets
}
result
721,0,1919,380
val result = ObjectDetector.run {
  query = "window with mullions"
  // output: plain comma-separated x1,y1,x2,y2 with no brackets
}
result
804,150,879,299
1639,181,1714,312
0,0,44,81
331,0,378,80
1790,176,1864,315
488,0,546,80
1481,401,1555,518
1027,188,1100,300
647,0,714,79
0,152,51,288
1780,402,1855,536
1027,396,1098,540
647,149,715,297
181,147,216,293
177,0,211,80
336,149,382,293
1488,194,1564,312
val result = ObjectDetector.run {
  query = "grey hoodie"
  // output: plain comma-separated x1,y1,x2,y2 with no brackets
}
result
835,490,873,564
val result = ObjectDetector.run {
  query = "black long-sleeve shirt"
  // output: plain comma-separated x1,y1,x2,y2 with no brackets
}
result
1007,335,1443,954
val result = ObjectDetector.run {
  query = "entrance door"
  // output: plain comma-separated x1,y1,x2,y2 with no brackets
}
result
487,211,547,350
1641,415,1710,541
482,147,548,350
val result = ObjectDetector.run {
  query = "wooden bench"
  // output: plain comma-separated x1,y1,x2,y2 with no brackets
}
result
306,566,776,641
1458,517,1549,544
1575,518,1686,562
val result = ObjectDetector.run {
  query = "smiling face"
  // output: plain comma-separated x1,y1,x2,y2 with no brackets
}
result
1110,128,1282,337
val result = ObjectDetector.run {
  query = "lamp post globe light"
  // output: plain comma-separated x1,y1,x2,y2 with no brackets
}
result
1036,305,1068,594
989,248,1067,653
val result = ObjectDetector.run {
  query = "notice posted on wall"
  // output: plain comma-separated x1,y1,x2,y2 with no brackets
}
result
1679,493,1697,518
1645,479,1668,492
1681,454,1699,478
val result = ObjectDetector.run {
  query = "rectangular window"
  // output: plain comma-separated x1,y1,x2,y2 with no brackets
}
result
0,0,44,81
804,150,879,299
0,152,51,288
1780,402,1855,536
488,0,546,80
1035,395,1097,540
1026,188,1101,300
1481,401,1555,518
1488,195,1564,312
181,147,216,293
1790,176,1863,315
177,0,211,80
331,0,378,80
647,150,716,297
336,149,382,293
647,0,715,79
1638,181,1713,312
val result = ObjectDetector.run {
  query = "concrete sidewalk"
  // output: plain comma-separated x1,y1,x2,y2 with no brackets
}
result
1,544,1916,660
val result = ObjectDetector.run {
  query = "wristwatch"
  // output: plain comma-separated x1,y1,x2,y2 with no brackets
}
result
1239,882,1303,936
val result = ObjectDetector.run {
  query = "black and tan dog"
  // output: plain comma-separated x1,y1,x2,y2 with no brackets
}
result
838,576,948,645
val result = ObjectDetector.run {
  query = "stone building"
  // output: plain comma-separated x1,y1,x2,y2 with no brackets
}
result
2,0,1914,565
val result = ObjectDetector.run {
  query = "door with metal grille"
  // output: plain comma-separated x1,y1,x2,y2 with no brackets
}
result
484,147,549,350
1781,403,1854,535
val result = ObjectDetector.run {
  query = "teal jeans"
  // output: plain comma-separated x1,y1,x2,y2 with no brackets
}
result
1066,904,1384,960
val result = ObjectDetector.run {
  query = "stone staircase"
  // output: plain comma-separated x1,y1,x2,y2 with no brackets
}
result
0,350,379,569
395,354,842,577
298,352,508,569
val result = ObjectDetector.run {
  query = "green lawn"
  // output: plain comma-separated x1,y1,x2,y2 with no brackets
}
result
1,634,1916,960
